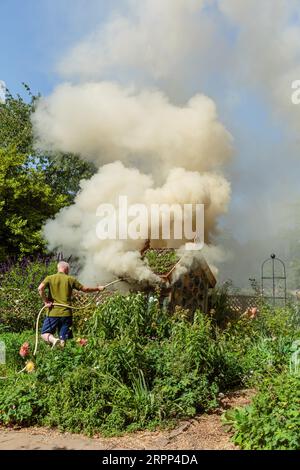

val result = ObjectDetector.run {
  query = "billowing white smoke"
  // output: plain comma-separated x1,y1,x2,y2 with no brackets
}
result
32,0,233,285
32,82,232,179
42,160,231,285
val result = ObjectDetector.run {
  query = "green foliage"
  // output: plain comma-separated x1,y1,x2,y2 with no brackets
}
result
43,152,96,200
208,280,237,327
88,292,170,342
0,374,46,426
219,303,300,449
144,249,179,275
0,147,67,258
0,258,57,331
223,371,300,450
219,304,300,384
0,85,35,155
255,304,300,339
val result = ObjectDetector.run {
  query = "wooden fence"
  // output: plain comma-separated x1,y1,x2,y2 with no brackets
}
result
227,294,259,313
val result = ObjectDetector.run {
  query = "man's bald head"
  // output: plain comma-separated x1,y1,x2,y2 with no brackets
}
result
57,261,70,274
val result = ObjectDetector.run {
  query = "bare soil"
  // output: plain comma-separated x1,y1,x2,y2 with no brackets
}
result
0,389,255,450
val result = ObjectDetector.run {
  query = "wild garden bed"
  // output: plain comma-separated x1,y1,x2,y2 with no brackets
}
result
0,259,299,448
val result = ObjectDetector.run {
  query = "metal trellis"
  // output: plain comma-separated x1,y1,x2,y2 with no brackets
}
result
261,253,287,306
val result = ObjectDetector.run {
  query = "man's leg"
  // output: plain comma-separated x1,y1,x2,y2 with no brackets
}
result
41,333,60,346
58,317,73,347
41,317,60,348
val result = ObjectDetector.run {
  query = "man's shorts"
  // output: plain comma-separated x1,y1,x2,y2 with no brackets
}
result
41,317,73,340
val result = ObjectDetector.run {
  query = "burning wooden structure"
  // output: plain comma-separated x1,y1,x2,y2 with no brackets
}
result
141,247,216,314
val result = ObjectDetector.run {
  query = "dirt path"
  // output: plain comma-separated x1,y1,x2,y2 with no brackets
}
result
0,390,254,450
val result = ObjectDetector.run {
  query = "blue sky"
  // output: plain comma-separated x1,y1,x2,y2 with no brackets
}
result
0,0,115,96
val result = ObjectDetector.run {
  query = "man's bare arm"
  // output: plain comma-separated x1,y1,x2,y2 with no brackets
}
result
38,282,53,308
80,285,105,293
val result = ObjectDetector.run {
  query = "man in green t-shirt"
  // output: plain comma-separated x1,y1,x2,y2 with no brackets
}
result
38,261,104,348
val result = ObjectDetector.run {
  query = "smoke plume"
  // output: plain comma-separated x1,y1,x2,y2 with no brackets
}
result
32,0,234,284
32,82,232,178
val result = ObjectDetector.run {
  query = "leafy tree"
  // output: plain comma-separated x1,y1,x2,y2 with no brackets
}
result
43,152,96,197
0,147,67,259
0,84,34,155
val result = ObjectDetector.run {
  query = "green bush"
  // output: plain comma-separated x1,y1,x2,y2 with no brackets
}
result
218,305,300,385
44,367,132,435
0,374,46,426
223,370,300,450
0,258,57,331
